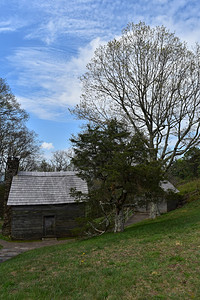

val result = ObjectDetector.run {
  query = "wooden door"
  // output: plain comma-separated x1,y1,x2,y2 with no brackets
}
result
43,216,55,237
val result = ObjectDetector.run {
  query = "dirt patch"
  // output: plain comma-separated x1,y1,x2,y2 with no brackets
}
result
0,238,74,263
125,212,149,227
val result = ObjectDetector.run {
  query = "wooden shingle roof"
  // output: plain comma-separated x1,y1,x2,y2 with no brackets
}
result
7,171,88,205
160,180,179,193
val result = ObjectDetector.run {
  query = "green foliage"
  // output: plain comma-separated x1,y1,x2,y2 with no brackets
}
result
71,119,164,233
184,147,200,178
178,178,200,203
169,147,200,181
165,191,184,208
137,161,164,196
36,159,54,172
71,119,148,184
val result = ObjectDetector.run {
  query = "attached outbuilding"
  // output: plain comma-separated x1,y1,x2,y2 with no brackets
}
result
135,180,180,214
159,180,180,213
7,171,88,240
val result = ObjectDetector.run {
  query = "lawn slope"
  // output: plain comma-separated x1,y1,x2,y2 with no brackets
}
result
1,199,200,299
178,178,200,203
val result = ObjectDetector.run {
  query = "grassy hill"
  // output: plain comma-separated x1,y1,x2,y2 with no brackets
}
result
1,185,200,299
178,178,200,203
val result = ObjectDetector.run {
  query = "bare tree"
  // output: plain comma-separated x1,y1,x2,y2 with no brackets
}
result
0,78,40,172
72,22,200,171
50,149,74,171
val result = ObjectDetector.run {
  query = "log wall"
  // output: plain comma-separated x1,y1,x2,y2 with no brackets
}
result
11,203,85,240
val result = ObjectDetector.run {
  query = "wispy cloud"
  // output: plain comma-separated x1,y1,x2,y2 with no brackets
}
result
2,0,200,46
7,38,105,120
0,21,15,33
2,0,200,122
0,19,27,33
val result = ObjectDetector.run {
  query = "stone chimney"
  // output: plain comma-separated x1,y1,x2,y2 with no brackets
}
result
2,157,19,236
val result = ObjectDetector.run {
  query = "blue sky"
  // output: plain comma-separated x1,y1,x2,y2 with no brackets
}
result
1,0,200,158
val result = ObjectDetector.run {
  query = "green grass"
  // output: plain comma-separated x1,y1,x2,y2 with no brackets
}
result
1,198,200,299
178,178,200,202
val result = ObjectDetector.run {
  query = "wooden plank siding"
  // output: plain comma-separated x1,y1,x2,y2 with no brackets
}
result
11,203,85,240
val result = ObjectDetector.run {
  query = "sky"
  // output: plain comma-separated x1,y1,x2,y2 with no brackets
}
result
1,0,200,158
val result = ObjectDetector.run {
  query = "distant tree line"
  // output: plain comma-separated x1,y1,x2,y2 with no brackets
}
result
37,149,74,172
169,147,200,181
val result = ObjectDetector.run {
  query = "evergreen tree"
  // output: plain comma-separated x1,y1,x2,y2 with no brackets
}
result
71,120,163,233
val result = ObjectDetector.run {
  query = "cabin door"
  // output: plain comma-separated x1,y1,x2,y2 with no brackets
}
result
43,216,55,237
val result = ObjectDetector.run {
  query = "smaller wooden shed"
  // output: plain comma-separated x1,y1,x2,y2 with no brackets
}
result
7,171,88,240
135,180,180,214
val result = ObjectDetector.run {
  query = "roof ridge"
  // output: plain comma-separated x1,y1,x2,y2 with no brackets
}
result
17,171,78,177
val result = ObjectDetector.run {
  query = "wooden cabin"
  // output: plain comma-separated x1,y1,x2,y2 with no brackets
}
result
7,171,87,240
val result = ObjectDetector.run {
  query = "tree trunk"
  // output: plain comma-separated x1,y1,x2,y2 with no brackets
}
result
149,202,160,219
114,208,124,233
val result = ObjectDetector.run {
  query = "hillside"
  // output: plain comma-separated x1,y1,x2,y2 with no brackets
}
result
0,193,200,299
178,178,200,203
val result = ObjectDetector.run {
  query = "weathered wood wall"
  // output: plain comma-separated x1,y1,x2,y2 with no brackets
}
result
11,203,85,240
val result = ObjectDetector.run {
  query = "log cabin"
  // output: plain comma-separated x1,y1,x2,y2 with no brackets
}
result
7,171,87,240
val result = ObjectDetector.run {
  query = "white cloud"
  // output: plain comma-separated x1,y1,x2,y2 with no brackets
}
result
0,19,27,33
2,0,200,46
7,38,106,120
148,0,200,45
41,142,54,150
18,0,113,44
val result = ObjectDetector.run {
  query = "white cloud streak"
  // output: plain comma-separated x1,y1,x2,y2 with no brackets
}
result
0,19,27,33
21,0,200,45
2,0,200,45
41,142,54,150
